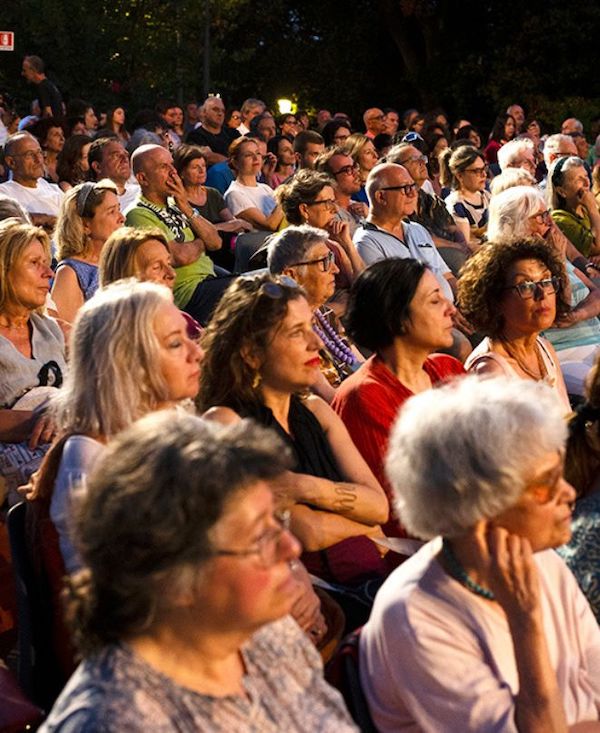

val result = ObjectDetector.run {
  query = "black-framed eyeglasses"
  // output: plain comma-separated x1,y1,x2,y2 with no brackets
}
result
379,182,418,196
289,250,335,272
333,163,359,176
504,277,561,300
214,510,292,568
305,198,337,211
529,209,552,225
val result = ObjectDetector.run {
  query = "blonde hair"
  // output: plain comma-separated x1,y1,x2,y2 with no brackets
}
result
0,219,51,312
51,279,174,439
99,226,169,286
55,179,118,260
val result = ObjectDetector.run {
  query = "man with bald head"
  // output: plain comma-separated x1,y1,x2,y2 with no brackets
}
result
353,163,457,300
125,144,231,323
363,107,385,139
185,96,240,165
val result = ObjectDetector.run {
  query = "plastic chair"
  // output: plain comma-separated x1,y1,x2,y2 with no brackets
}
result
325,627,377,733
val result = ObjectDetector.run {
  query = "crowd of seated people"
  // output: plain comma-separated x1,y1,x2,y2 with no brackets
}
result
3,60,600,730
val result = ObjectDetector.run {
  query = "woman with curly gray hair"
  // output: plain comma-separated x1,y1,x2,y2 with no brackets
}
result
459,236,571,410
360,376,600,733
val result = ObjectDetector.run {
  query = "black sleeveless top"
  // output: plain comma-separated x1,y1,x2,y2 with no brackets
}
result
240,396,344,482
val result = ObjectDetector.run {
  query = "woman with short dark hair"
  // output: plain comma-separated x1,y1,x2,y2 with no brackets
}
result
332,259,464,536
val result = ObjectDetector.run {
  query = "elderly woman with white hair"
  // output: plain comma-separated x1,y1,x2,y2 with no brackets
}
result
360,376,600,733
496,137,537,177
548,155,600,259
488,185,600,396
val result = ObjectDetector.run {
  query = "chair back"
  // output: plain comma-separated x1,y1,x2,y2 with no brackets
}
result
6,501,65,711
325,627,377,733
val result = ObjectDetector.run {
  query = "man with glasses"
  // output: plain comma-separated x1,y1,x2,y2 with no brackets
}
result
497,138,537,177
88,137,140,212
386,143,470,275
353,162,456,302
315,147,367,235
0,131,63,229
354,162,473,358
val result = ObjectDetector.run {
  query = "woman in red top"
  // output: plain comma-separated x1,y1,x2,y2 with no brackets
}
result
332,259,465,536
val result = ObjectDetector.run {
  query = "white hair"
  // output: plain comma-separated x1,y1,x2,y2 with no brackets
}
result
547,155,586,210
543,133,576,168
487,185,546,240
489,167,536,196
497,138,534,171
267,224,328,274
386,376,567,539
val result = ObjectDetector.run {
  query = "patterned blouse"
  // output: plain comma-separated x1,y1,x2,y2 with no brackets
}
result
40,616,358,732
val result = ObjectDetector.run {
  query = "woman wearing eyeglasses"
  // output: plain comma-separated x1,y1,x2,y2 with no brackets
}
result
51,180,125,330
199,273,392,628
267,225,365,401
459,237,571,411
440,145,491,249
277,169,365,288
488,186,600,397
41,412,358,732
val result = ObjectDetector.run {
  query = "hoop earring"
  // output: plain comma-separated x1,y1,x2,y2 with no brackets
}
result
252,371,262,389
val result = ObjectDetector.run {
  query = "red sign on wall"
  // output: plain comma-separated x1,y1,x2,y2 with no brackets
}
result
0,33,14,51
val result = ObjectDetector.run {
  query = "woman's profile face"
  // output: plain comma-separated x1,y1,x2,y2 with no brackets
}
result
258,297,322,393
277,137,295,166
402,270,455,352
492,451,575,551
504,116,516,139
85,191,125,243
527,204,552,239
358,141,379,173
559,165,590,206
499,258,557,336
302,184,336,230
134,239,175,289
153,300,203,403
9,239,53,311
235,141,262,176
84,107,98,131
45,125,65,153
468,129,481,148
79,143,91,173
201,482,301,632
113,107,125,126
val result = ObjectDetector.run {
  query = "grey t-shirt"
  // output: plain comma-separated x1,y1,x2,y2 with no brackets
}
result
0,312,66,409
354,220,454,302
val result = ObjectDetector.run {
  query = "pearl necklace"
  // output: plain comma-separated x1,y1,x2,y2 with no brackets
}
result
313,309,358,368
442,539,495,601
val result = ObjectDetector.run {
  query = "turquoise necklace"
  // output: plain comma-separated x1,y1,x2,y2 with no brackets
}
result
442,538,495,601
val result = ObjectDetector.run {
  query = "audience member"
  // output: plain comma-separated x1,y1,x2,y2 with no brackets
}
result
506,102,525,132
237,97,266,136
87,137,139,211
483,113,516,165
99,227,175,290
331,259,464,536
361,376,600,732
267,134,296,188
321,119,352,148
362,107,385,139
343,133,379,204
21,55,63,119
315,147,367,234
497,137,537,176
293,130,325,170
56,134,92,192
31,118,65,184
460,237,570,410
186,96,240,165
0,220,65,500
51,180,124,328
0,132,63,230
125,144,228,325
105,106,130,145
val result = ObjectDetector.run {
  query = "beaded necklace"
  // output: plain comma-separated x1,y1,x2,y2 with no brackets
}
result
441,538,495,601
313,309,359,368
500,338,555,387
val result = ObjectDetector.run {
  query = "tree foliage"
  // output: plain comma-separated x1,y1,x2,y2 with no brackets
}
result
2,0,600,131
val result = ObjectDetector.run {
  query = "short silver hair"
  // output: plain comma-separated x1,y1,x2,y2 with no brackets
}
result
267,224,329,274
497,138,534,171
487,185,546,240
543,133,576,168
386,376,567,539
0,196,31,223
489,168,536,196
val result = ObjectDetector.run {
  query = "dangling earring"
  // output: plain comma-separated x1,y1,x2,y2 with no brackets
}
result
252,371,262,389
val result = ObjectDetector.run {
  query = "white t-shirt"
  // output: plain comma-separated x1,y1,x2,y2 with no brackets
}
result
224,180,277,218
0,178,63,216
360,538,600,732
118,181,140,213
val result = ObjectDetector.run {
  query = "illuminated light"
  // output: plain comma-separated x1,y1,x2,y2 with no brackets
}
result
277,98,293,115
